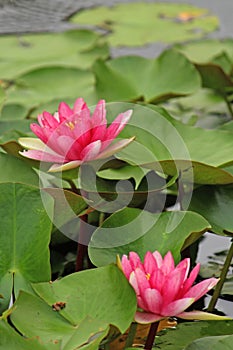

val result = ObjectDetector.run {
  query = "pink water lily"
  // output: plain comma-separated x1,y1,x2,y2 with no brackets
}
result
19,98,134,172
120,250,228,324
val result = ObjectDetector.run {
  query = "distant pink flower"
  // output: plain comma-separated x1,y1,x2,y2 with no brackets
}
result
19,98,134,172
120,250,224,324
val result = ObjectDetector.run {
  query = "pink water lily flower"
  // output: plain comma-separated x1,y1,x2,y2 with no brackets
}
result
19,98,134,172
120,250,228,324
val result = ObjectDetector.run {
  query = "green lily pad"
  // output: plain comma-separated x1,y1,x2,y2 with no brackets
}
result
10,291,109,350
0,153,39,186
71,3,219,47
6,66,95,109
0,30,109,80
0,320,59,350
0,103,28,120
88,208,210,267
0,183,53,313
105,104,233,184
93,49,201,102
32,264,136,333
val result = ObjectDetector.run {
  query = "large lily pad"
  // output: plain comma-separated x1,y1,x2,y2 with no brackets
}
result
88,208,210,267
10,291,109,350
6,66,95,110
32,264,136,333
104,103,233,184
93,49,201,102
0,183,53,313
71,3,219,47
0,30,109,80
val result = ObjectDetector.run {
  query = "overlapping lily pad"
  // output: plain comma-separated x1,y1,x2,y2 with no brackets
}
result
93,49,201,102
71,2,219,47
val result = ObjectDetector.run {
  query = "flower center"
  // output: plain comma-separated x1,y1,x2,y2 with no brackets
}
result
146,273,151,280
66,121,75,130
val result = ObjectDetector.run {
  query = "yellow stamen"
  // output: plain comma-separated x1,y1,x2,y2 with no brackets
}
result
146,273,151,280
65,121,75,130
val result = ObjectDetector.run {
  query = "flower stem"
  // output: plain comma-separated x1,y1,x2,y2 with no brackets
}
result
144,322,159,350
207,239,233,312
75,214,88,272
125,322,138,348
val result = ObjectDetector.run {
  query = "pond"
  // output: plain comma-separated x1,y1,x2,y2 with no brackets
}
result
0,1,233,349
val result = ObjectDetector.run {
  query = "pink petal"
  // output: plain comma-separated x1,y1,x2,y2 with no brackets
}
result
161,251,175,275
56,135,82,160
144,251,158,277
121,255,133,279
91,99,107,126
161,297,195,317
96,137,135,159
182,263,200,294
176,258,190,280
30,123,48,143
105,110,132,140
143,288,163,314
150,269,165,293
73,98,88,114
81,140,102,161
58,102,73,119
177,310,231,321
135,311,164,324
129,271,140,296
48,160,82,172
129,252,144,271
161,265,187,304
152,251,163,268
38,111,57,128
134,268,151,296
184,278,219,301
19,150,65,163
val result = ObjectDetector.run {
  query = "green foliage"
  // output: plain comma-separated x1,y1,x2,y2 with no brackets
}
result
89,208,210,266
0,29,108,80
71,3,219,47
93,50,201,102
